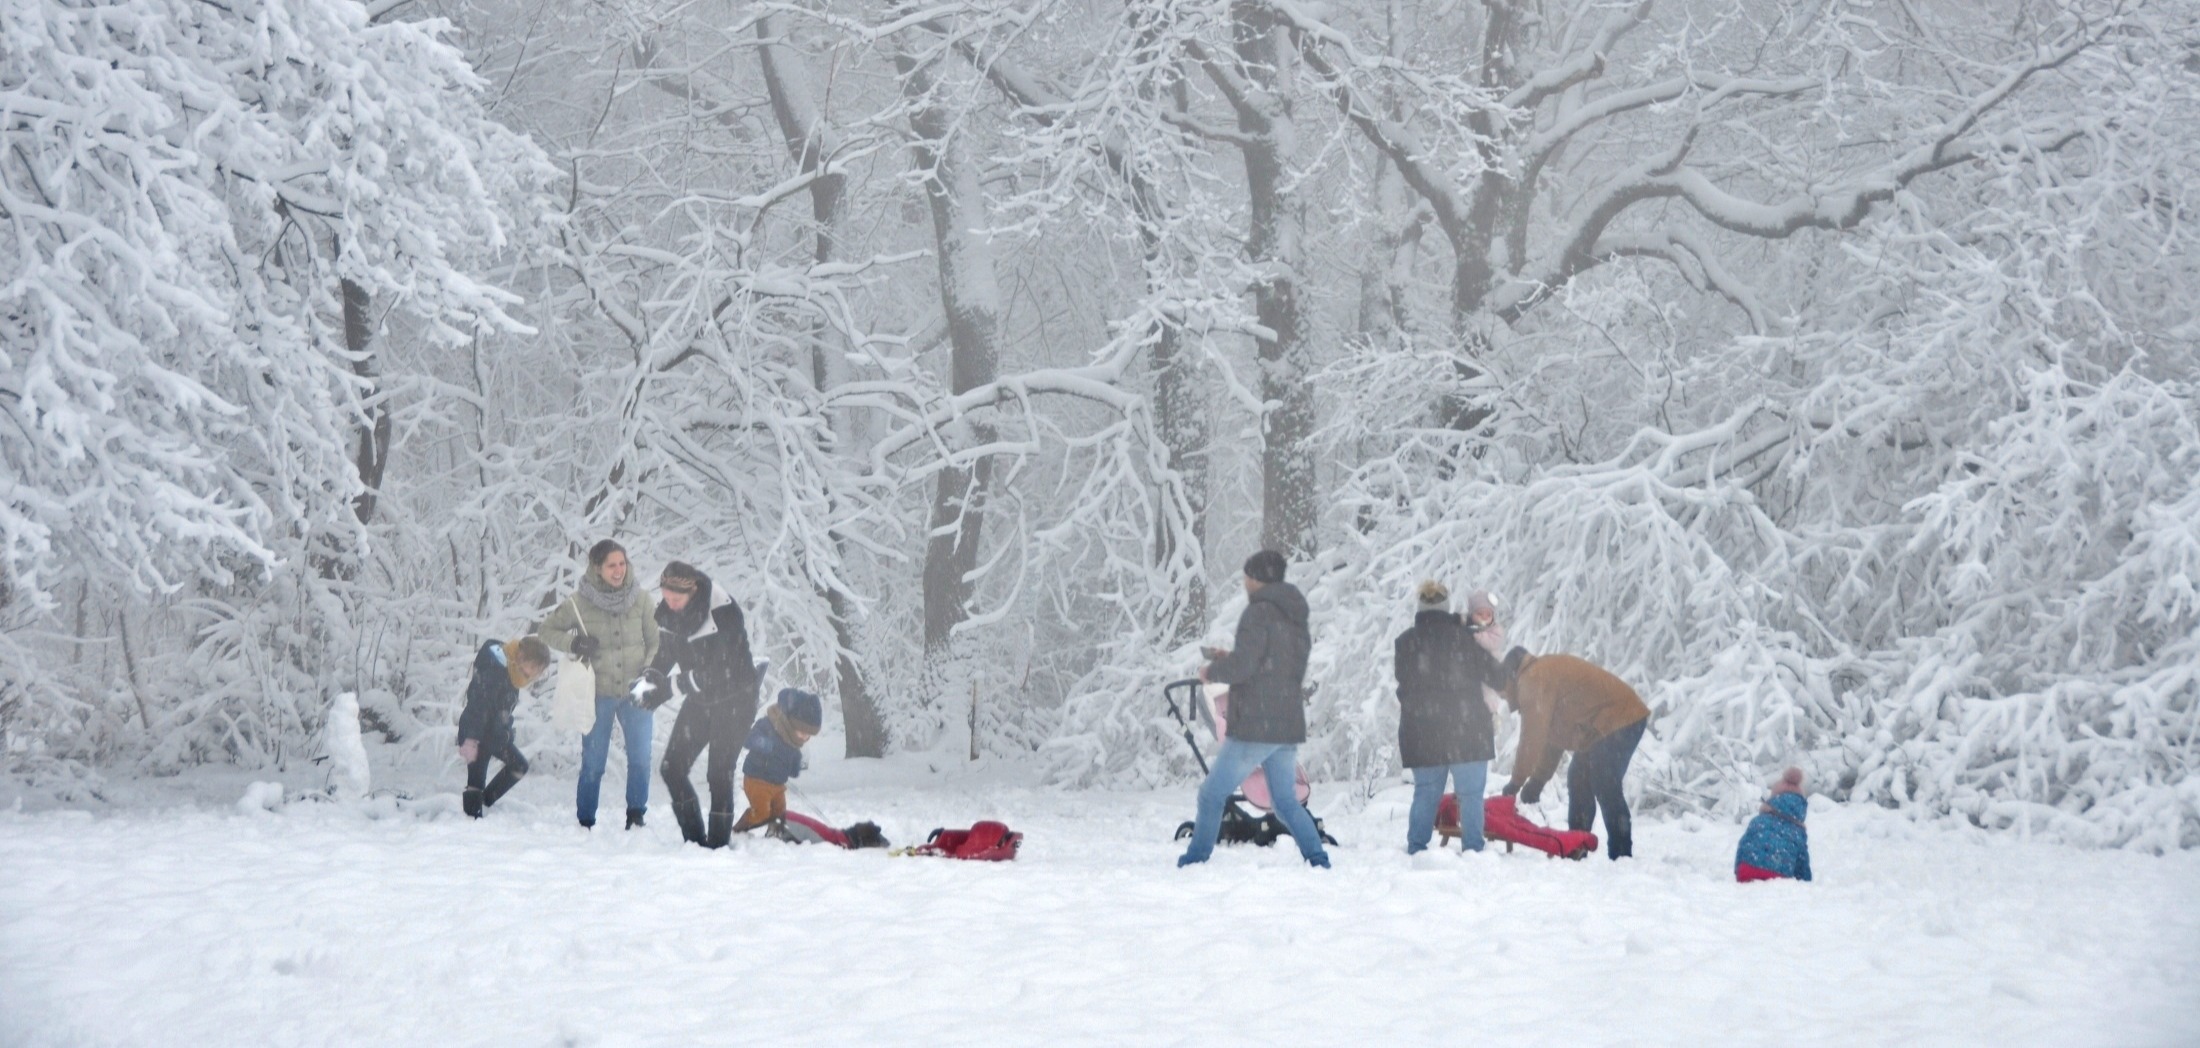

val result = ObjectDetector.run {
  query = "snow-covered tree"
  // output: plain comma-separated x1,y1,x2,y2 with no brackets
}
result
1,0,549,775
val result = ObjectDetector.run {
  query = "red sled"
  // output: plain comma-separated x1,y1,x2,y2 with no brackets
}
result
1437,794,1597,860
905,820,1022,861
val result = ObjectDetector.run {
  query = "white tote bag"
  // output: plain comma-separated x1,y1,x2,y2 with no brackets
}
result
549,596,597,734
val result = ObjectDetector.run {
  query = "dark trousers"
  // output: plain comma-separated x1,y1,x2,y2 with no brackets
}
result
1566,717,1646,859
463,734,529,817
660,690,756,847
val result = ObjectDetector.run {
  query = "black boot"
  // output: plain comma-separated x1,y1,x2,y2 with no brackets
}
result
462,788,484,819
671,798,706,846
705,809,733,849
483,766,525,809
625,808,646,830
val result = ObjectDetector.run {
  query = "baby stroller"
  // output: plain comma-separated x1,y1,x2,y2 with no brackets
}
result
1163,679,1339,847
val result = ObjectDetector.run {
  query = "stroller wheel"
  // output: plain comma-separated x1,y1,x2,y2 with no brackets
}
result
1174,820,1195,841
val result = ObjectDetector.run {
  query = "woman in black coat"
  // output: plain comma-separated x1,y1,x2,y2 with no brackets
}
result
1394,581,1503,853
650,561,762,848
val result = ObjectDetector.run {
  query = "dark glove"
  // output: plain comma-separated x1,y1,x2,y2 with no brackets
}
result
1518,782,1542,805
635,668,671,709
568,635,601,659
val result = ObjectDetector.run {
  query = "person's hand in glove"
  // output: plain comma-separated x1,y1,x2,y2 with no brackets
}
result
633,668,671,709
568,635,601,659
457,739,480,765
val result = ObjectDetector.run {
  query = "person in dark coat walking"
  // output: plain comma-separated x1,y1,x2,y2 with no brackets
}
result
650,561,762,849
1178,550,1331,869
456,636,553,818
1394,581,1503,852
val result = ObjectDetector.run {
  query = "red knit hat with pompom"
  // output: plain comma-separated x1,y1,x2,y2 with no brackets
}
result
1770,767,1805,795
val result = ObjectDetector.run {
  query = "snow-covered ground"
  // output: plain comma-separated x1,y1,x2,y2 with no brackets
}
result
4,751,2197,1048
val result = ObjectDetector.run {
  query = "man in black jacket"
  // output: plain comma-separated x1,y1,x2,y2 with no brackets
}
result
1179,550,1331,868
651,562,763,848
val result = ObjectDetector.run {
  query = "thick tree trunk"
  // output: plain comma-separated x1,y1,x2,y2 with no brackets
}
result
1234,9,1317,560
757,17,884,756
343,276,390,528
1151,307,1207,645
897,44,1003,657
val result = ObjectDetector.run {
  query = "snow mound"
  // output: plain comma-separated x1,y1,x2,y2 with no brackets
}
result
235,781,285,814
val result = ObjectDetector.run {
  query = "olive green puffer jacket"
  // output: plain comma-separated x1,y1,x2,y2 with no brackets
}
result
539,567,660,698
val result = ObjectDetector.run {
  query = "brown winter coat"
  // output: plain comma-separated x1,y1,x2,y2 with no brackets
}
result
1501,653,1650,798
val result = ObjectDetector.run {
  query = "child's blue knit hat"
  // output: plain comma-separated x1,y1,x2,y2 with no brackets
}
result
776,688,823,732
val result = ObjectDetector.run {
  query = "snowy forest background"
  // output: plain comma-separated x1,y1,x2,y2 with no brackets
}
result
3,0,2195,850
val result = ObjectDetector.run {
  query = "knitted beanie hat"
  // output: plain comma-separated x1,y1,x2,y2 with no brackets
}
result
1465,590,1499,624
1770,767,1805,795
776,688,824,732
1415,580,1450,610
657,560,702,594
1243,550,1288,585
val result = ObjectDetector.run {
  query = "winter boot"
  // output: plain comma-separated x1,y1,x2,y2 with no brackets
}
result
671,797,706,846
462,788,484,819
704,809,734,849
625,807,646,830
483,766,526,809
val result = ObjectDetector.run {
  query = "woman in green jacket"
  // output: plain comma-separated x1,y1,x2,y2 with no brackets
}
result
540,539,661,829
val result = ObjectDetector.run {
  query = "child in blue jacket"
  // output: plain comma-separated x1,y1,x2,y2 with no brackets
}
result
456,636,552,818
731,688,823,833
1735,767,1812,882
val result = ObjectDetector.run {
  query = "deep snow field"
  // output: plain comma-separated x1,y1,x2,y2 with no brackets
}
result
4,745,2197,1048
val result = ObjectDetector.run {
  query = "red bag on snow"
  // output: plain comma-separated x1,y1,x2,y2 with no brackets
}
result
1437,794,1598,860
907,820,1022,861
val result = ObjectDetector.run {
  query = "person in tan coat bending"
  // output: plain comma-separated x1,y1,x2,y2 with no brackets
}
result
1498,652,1651,860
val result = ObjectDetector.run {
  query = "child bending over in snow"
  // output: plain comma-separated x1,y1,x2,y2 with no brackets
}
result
457,636,553,818
731,688,823,834
1735,767,1812,882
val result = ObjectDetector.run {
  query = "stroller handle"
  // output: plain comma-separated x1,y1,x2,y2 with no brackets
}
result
1161,679,1211,777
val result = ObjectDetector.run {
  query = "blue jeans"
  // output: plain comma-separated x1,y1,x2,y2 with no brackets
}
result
577,695,654,824
1180,739,1330,865
1407,761,1488,853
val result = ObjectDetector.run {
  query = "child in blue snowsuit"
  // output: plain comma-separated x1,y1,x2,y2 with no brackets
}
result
1735,767,1812,882
731,689,823,833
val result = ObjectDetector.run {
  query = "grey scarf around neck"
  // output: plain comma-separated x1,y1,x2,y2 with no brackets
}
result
577,570,637,616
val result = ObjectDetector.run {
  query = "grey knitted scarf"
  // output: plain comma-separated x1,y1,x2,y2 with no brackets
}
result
577,569,637,616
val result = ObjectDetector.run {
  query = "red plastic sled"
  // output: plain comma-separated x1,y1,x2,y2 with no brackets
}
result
1437,794,1598,860
905,820,1022,861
